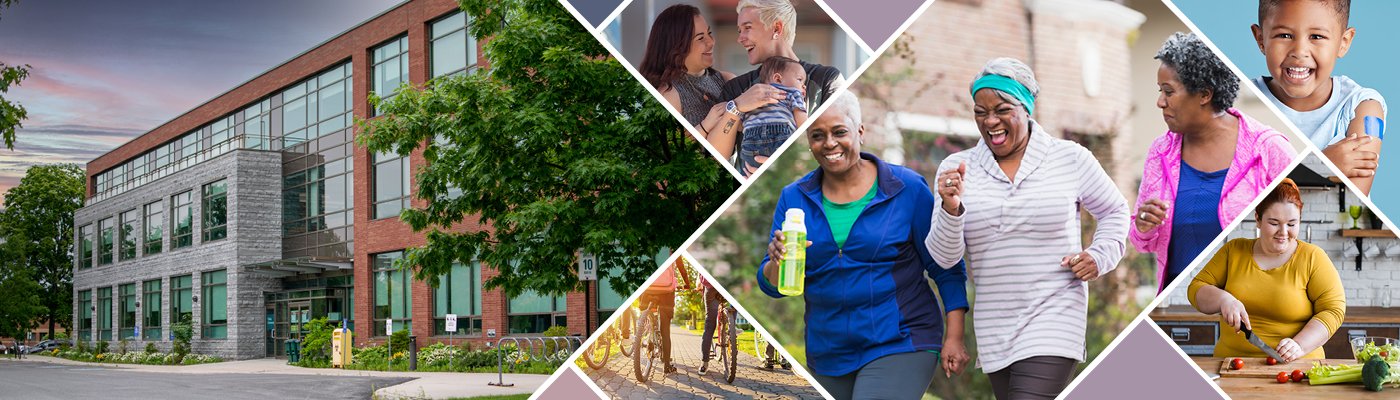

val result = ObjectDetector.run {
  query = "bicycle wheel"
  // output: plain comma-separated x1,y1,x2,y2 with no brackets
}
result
582,332,612,370
724,309,737,383
633,310,656,382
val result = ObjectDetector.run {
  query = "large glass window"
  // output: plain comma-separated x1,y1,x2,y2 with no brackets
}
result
281,64,352,146
430,11,477,78
97,287,112,341
119,283,137,339
202,270,227,339
78,290,92,342
372,151,411,219
434,261,482,336
119,209,138,261
597,265,628,327
373,251,412,336
171,191,193,249
241,99,272,150
202,179,228,242
78,224,93,269
508,290,567,334
171,275,192,325
98,217,114,265
371,36,409,116
143,201,162,255
143,280,162,341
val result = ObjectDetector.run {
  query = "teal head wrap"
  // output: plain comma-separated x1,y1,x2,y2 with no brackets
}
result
971,74,1035,116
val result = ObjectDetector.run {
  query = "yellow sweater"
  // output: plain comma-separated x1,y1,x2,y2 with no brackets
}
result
1188,238,1346,359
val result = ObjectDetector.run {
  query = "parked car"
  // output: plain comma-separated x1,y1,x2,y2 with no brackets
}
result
26,339,69,354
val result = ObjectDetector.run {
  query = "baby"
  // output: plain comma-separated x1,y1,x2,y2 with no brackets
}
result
1251,0,1386,194
739,56,807,176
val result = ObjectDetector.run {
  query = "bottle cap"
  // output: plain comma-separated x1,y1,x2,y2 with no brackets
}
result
785,208,804,223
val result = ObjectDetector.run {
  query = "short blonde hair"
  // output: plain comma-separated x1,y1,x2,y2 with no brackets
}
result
737,0,797,45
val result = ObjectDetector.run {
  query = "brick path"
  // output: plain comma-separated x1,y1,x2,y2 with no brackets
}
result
583,324,823,399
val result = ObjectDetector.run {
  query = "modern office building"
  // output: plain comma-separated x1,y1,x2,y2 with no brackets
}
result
71,0,630,360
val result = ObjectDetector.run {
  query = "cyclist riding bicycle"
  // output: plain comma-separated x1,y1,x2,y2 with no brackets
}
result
639,260,694,374
698,277,724,373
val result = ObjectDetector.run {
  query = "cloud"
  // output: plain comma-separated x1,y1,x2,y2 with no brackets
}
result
0,124,141,203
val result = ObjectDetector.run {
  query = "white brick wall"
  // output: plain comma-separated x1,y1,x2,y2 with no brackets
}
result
1166,155,1400,308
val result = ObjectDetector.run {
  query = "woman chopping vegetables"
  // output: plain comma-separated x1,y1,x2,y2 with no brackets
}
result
1189,179,1345,362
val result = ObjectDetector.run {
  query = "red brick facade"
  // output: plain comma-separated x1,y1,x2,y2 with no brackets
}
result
83,0,610,352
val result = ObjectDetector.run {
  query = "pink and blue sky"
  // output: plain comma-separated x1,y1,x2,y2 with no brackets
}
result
0,0,399,203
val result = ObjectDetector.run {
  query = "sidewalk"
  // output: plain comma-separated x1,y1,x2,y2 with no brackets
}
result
11,354,545,399
583,324,823,399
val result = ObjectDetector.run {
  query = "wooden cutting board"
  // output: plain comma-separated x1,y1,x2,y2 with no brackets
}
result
1216,357,1358,378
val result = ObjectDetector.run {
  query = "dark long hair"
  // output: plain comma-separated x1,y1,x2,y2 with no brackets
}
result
639,4,701,91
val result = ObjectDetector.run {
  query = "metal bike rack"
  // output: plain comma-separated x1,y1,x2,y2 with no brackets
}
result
487,336,584,387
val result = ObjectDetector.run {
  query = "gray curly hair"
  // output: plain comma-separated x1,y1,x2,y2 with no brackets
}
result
1154,32,1238,112
970,57,1040,112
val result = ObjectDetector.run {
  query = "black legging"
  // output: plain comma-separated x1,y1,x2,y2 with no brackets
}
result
700,287,723,362
640,291,675,365
988,356,1077,400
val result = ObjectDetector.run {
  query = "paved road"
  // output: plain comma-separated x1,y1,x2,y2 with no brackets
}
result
584,324,823,399
0,360,411,399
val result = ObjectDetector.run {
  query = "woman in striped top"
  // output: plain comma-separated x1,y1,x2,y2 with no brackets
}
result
924,57,1131,400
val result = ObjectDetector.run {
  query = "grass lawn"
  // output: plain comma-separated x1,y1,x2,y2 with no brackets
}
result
686,326,762,359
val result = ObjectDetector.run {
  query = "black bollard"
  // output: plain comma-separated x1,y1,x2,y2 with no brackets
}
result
408,335,417,371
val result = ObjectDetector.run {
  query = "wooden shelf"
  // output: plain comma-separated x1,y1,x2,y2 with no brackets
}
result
1339,229,1396,238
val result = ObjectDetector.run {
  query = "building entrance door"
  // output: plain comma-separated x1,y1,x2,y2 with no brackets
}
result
288,301,312,342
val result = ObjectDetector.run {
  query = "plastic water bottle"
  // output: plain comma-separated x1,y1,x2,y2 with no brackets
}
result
779,208,806,296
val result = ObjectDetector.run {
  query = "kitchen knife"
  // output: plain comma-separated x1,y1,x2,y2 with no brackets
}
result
1241,327,1286,361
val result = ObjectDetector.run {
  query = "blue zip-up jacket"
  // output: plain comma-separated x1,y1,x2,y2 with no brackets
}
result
758,152,969,376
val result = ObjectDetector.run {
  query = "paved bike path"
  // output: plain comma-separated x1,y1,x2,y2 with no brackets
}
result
584,324,824,399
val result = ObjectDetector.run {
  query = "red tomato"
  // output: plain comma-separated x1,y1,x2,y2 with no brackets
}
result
1291,369,1305,382
1231,358,1245,370
1266,357,1278,365
1383,351,1390,358
1276,372,1289,383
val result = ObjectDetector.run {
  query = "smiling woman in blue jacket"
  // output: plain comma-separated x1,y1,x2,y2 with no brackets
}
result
758,91,970,400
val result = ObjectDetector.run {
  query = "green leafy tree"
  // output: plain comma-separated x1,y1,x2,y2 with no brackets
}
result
0,164,85,340
0,249,43,341
0,0,29,149
357,0,735,299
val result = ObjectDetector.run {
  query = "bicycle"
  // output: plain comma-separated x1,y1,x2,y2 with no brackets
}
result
710,302,738,383
632,298,665,383
581,307,635,370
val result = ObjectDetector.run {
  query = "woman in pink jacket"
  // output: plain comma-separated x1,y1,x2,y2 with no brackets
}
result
1132,32,1296,293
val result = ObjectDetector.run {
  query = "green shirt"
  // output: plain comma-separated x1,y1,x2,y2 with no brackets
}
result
822,180,878,249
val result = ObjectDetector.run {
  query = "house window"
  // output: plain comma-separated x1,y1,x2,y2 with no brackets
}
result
98,217,114,265
119,283,137,339
508,290,567,334
78,224,93,269
372,151,411,219
433,261,481,336
171,275,192,325
373,251,412,336
202,270,228,339
430,11,477,78
370,36,409,116
171,191,193,249
78,290,92,342
143,279,162,341
597,266,628,330
143,201,163,255
97,287,112,341
119,209,138,261
202,179,228,242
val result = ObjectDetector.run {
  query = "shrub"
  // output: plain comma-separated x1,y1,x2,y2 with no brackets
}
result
298,317,336,364
171,315,193,362
117,338,129,354
417,343,465,368
76,341,88,354
145,343,158,354
388,329,409,353
541,326,570,354
95,341,109,355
